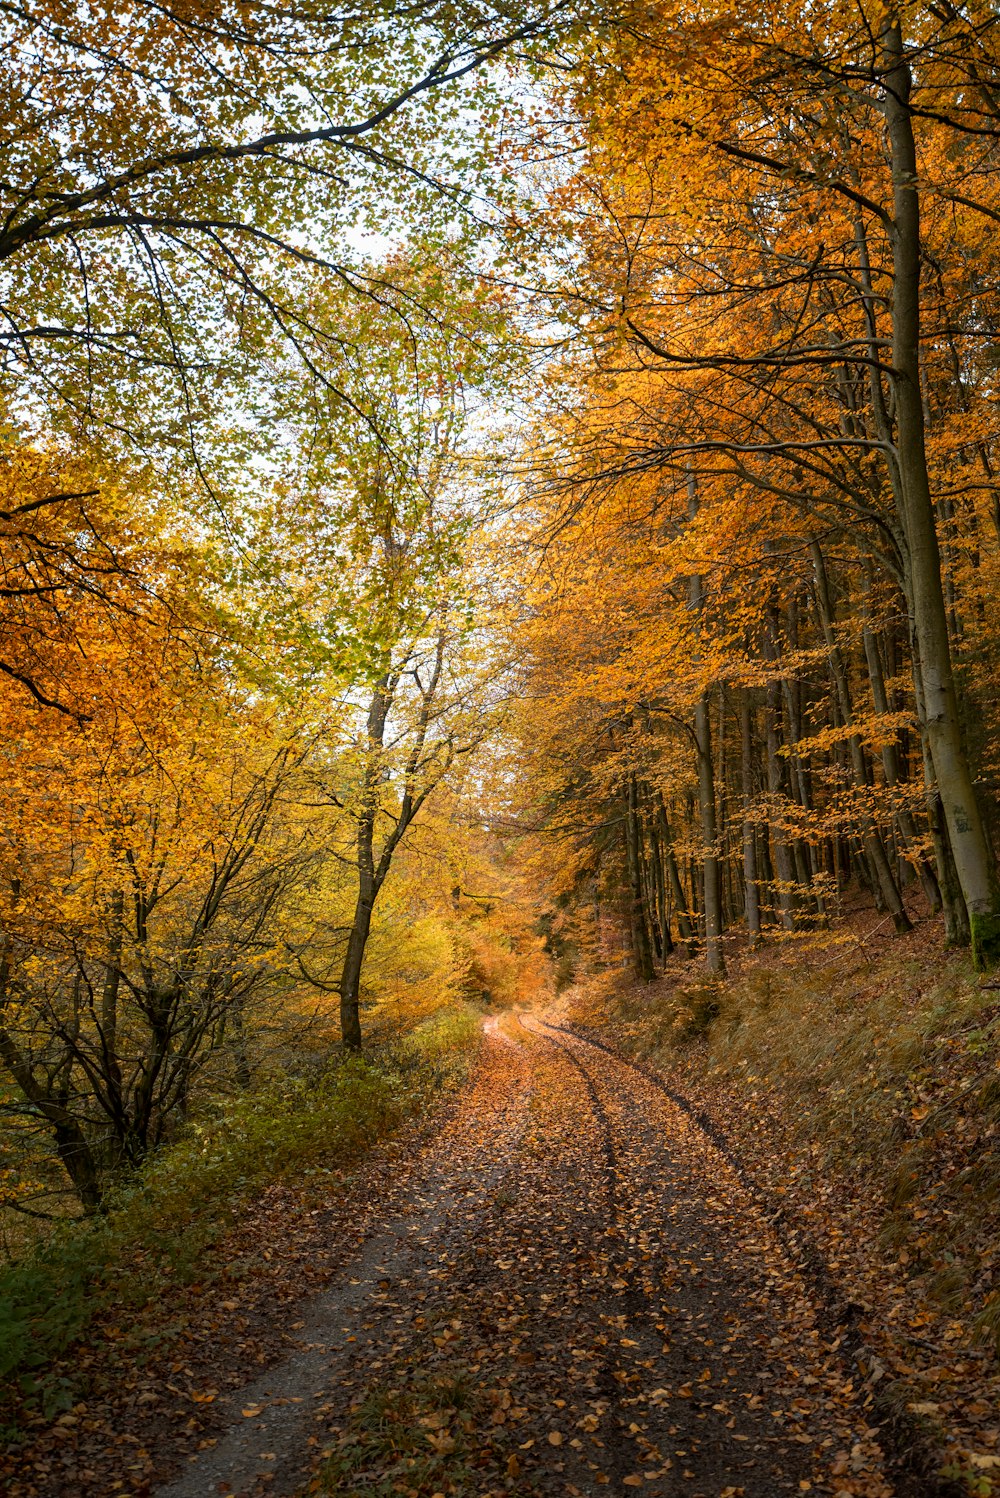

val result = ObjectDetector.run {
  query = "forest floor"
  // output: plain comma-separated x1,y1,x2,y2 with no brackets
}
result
572,915,1000,1497
3,1006,937,1498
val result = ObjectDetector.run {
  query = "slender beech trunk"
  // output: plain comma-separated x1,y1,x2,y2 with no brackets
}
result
340,874,376,1048
860,583,942,912
339,683,387,1050
593,859,603,959
99,887,125,1156
764,607,798,931
883,17,1000,963
688,471,726,976
811,541,911,933
740,693,762,944
694,693,725,975
657,793,695,952
782,598,826,918
758,825,776,921
625,777,656,981
637,807,663,964
645,791,674,961
339,633,449,1047
911,650,970,945
765,678,799,931
923,748,970,946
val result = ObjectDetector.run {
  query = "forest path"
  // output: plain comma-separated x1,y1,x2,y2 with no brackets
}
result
154,1013,896,1498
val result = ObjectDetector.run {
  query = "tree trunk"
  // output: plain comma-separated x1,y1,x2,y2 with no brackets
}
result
688,470,726,976
883,16,1000,965
339,878,374,1050
694,693,726,976
782,598,826,920
99,887,126,1160
0,1024,104,1212
811,540,911,933
637,803,664,963
764,644,798,931
860,589,941,912
231,998,253,1089
625,777,656,981
339,677,391,1049
645,793,675,961
739,692,762,944
913,648,970,946
657,793,695,953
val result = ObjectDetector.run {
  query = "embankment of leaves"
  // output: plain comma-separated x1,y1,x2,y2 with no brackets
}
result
567,918,1000,1495
0,1003,482,1437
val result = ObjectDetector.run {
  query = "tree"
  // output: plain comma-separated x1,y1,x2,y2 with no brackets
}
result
0,459,333,1209
247,258,515,1050
334,622,492,1048
0,0,559,452
514,0,1000,962
508,369,951,971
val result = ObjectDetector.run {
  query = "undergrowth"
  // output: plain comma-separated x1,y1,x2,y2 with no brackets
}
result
315,1368,494,1497
406,1001,483,1066
0,1005,481,1427
570,924,1000,1491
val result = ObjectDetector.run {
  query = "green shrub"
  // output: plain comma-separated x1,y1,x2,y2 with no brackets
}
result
404,1002,483,1068
0,1053,444,1411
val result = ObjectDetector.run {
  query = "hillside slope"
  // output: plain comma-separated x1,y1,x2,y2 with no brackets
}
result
567,916,1000,1495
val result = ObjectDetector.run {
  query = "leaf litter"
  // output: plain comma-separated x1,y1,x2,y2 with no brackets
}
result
5,1014,902,1497
307,1013,895,1497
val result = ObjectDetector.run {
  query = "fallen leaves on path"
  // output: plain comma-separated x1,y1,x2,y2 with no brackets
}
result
0,1076,490,1498
303,1014,894,1498
4,1015,909,1497
572,945,1000,1494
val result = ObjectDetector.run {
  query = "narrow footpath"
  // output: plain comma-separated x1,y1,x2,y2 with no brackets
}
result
150,1013,894,1498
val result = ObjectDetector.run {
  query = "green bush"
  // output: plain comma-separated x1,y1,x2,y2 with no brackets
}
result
404,1002,483,1068
0,1053,441,1411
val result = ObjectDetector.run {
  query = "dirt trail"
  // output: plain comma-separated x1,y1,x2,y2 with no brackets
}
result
145,1012,898,1498
154,1023,532,1498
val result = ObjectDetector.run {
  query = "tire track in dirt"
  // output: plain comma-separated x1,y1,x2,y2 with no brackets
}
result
509,1013,894,1498
151,1027,533,1498
294,1011,897,1496
121,1011,900,1497
546,1018,966,1498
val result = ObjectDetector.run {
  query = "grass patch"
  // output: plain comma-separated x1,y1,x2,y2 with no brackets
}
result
0,1012,481,1426
317,1365,527,1497
404,1001,483,1068
319,1371,483,1497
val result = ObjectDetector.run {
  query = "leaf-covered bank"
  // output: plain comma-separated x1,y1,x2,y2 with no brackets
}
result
568,922,1000,1494
0,1006,481,1459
